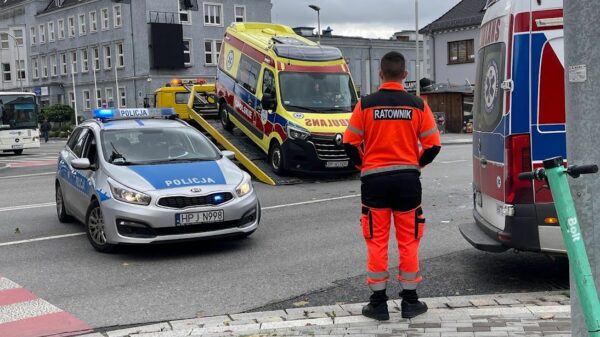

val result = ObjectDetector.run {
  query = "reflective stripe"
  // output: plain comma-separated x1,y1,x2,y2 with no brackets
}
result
419,126,438,138
347,125,364,136
400,282,418,290
368,271,390,280
398,271,420,281
362,165,421,177
368,281,387,291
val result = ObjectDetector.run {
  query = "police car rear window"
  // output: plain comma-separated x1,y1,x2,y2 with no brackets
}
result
273,45,343,62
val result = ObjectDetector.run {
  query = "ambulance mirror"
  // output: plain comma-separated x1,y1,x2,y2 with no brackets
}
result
261,93,277,111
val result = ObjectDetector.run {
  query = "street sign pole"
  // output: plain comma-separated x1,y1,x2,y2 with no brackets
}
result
564,1,600,335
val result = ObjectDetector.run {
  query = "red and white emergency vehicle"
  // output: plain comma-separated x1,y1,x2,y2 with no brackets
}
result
459,0,566,254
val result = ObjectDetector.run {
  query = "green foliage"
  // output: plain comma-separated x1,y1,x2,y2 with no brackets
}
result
41,105,75,124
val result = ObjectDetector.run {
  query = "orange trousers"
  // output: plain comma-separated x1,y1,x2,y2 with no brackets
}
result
361,205,425,291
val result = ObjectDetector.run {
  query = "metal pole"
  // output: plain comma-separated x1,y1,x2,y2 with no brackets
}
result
564,1,600,335
7,33,23,92
317,10,321,44
114,63,120,108
415,0,420,97
71,63,78,125
93,68,99,108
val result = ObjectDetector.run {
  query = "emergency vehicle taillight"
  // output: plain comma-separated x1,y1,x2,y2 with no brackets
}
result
505,134,533,204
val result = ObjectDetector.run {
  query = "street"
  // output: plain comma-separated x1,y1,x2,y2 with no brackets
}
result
0,142,568,332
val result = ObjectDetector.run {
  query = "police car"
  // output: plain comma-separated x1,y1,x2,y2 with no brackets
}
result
55,108,260,252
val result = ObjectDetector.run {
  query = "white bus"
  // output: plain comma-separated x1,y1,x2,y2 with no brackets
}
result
0,92,40,155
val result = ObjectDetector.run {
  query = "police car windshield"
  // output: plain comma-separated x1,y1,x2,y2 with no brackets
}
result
101,128,220,165
279,72,357,113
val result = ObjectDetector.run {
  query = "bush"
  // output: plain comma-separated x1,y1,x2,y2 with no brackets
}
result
49,131,58,138
41,105,75,124
58,131,68,138
61,124,73,132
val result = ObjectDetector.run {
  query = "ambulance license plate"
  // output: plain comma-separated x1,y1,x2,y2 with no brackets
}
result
325,161,348,168
176,210,224,226
11,144,23,149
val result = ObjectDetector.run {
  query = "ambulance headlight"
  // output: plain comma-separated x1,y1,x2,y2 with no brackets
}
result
109,181,151,205
287,122,310,140
235,176,253,197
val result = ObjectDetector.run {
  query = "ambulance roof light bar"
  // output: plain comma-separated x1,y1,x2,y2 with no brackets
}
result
92,108,176,121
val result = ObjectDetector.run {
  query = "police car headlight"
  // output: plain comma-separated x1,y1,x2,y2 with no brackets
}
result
235,177,253,197
287,122,310,140
109,181,151,205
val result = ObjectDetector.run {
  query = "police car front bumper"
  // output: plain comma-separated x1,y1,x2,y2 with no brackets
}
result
100,191,259,244
282,139,357,174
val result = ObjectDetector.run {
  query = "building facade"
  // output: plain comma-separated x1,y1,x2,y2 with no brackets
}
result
420,0,486,86
0,0,271,118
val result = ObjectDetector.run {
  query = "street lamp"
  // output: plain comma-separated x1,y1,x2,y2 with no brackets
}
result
308,4,321,44
4,32,24,92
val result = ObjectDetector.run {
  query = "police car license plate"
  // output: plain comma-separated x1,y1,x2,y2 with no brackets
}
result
176,210,224,226
326,161,348,168
11,144,23,149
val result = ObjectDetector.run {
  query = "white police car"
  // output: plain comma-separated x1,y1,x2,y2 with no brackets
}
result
55,108,260,252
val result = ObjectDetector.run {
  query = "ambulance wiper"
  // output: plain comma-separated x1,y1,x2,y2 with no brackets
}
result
285,104,320,113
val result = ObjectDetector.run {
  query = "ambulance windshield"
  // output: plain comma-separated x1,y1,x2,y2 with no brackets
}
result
279,72,358,113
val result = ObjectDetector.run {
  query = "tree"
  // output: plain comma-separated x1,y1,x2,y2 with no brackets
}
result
41,104,74,124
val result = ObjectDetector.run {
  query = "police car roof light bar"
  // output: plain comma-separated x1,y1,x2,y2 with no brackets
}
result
92,108,177,121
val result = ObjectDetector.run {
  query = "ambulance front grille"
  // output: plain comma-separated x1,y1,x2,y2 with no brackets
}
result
309,135,349,161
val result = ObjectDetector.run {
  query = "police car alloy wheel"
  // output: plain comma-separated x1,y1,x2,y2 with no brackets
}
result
55,182,73,223
86,199,116,253
219,103,234,132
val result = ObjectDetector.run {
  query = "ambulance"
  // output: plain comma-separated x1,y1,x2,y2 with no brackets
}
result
216,23,358,174
459,0,566,254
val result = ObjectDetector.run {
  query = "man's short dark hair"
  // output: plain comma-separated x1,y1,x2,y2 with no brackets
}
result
380,51,406,80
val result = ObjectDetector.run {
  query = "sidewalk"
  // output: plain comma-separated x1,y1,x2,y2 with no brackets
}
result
441,133,472,146
83,291,571,337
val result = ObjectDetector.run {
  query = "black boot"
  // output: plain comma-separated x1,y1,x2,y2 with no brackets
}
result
362,290,389,321
400,289,428,318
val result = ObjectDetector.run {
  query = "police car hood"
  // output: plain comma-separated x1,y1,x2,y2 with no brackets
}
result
107,158,244,193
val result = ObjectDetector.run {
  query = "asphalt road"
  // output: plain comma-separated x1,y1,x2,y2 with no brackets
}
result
0,142,568,332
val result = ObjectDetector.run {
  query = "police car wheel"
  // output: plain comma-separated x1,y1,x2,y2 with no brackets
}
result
219,103,234,132
55,182,73,223
269,142,286,175
85,200,116,253
13,150,23,155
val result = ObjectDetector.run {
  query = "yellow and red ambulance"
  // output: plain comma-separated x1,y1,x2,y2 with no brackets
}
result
216,23,358,174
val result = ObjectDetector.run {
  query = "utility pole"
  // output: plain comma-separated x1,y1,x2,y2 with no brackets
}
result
415,0,420,96
564,1,600,336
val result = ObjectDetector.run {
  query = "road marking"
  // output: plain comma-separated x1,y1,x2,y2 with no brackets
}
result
438,160,468,164
0,202,57,213
262,194,361,210
0,172,55,180
0,233,86,247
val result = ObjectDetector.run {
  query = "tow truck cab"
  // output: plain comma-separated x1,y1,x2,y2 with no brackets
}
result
459,0,566,254
154,79,218,120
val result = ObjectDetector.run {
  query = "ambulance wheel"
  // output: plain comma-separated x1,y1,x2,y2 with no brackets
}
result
219,103,234,132
55,182,73,223
13,150,23,155
268,142,286,175
85,199,116,253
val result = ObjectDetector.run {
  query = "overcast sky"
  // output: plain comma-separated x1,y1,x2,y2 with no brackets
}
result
272,0,462,39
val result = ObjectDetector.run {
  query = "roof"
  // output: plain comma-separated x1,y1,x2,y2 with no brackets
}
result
40,0,93,15
0,0,29,10
420,0,487,34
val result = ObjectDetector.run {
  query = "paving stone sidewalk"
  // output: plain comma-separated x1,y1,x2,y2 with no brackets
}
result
83,291,572,337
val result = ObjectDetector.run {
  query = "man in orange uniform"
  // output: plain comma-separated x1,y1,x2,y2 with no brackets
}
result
343,51,441,320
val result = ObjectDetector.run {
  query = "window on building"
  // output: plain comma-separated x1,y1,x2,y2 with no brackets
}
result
118,87,126,107
116,43,124,68
32,58,39,79
105,87,114,106
81,49,89,72
89,11,98,32
79,14,86,35
60,53,68,75
204,3,222,26
103,45,112,69
448,39,475,65
68,16,75,37
57,19,65,39
30,26,36,45
68,91,75,109
113,5,122,28
234,6,246,22
71,51,78,74
48,21,55,42
17,60,25,80
83,90,91,110
101,8,109,30
2,63,11,82
39,24,46,44
95,89,102,108
41,56,48,78
179,2,191,24
183,39,192,66
204,39,221,65
50,54,57,77
92,46,100,71
13,29,23,46
0,33,8,49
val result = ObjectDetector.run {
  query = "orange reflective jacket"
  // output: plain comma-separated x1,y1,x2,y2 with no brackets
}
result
343,82,441,177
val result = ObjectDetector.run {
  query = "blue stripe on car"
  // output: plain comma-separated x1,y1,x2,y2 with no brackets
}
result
128,161,226,189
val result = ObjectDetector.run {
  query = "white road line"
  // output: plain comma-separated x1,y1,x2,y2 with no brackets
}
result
0,278,21,291
0,202,56,213
438,160,468,164
0,172,55,180
0,298,62,324
262,194,360,210
0,233,86,247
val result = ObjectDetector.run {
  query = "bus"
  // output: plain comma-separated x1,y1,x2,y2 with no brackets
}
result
0,92,40,155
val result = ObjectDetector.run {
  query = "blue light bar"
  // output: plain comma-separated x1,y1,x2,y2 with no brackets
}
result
92,108,176,121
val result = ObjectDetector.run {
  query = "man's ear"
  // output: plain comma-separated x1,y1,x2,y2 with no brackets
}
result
379,70,385,82
403,70,409,81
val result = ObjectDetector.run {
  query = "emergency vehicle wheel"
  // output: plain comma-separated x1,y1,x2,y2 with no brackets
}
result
85,199,116,253
268,142,286,175
219,103,234,132
55,182,73,223
13,150,23,155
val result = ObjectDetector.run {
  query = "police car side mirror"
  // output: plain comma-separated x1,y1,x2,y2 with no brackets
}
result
261,93,277,112
222,150,235,160
72,158,92,170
